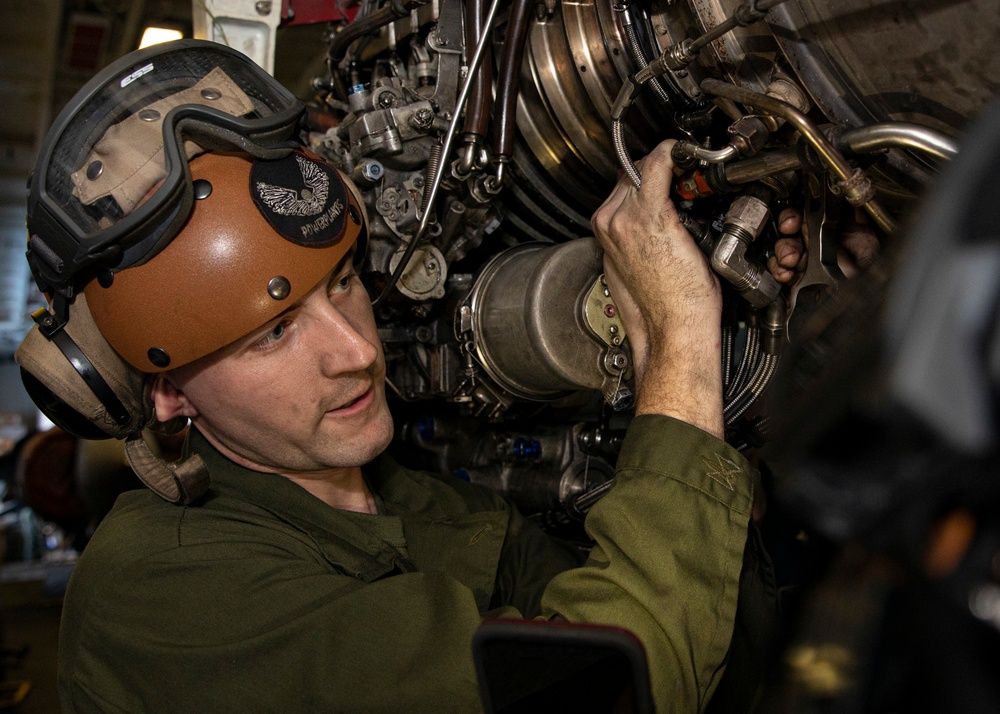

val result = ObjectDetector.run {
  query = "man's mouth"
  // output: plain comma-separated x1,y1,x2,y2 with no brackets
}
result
327,386,374,415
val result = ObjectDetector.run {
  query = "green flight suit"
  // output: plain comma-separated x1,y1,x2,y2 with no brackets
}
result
58,414,773,712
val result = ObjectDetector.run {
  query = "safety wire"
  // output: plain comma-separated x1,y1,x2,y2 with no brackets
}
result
372,0,505,308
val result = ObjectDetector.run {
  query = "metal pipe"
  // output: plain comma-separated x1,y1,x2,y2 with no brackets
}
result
700,78,897,234
373,0,504,307
720,122,958,187
689,0,791,54
839,123,959,161
491,0,534,160
674,140,740,164
720,147,802,186
462,0,493,138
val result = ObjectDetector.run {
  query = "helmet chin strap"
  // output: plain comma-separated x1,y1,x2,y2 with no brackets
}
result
124,434,210,505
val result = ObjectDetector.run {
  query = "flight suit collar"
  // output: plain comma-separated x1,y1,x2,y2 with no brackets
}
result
186,428,508,610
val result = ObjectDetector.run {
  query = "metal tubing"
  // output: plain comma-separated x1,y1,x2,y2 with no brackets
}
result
711,195,781,309
462,0,493,138
701,78,897,234
674,140,739,164
491,0,534,160
721,147,802,186
840,123,959,161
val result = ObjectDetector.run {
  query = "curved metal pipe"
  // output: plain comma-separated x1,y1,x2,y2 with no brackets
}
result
491,0,534,161
701,78,897,234
674,140,740,164
839,123,959,161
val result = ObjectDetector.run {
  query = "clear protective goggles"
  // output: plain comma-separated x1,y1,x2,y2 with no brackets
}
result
26,39,306,306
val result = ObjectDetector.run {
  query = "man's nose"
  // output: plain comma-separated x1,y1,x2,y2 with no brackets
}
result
313,302,379,375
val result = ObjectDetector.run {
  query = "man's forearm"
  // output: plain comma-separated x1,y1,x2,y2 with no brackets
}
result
634,316,724,439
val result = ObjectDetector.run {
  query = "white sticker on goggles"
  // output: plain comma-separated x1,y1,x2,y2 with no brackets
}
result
121,62,154,88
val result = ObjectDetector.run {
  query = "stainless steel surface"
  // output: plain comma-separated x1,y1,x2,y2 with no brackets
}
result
465,238,625,402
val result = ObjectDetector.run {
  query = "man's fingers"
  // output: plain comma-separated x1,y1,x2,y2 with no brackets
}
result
635,139,678,200
778,207,802,236
774,236,803,268
591,174,632,242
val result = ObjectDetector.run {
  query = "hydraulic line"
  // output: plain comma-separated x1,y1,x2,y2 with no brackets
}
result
722,325,734,390
725,327,760,403
491,0,534,163
839,123,959,161
725,352,778,426
620,5,671,107
462,0,493,139
610,0,792,190
688,0,790,55
701,78,897,234
714,123,957,190
725,300,784,427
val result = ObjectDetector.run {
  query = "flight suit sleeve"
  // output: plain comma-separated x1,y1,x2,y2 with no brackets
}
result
540,413,756,713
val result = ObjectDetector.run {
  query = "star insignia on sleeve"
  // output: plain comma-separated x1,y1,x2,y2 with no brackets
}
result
701,453,741,491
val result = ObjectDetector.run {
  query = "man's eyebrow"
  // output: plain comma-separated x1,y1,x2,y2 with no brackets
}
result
275,247,357,317
239,247,357,345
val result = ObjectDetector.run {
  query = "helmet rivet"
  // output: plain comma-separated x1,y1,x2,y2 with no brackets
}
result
268,276,291,300
138,109,161,122
97,269,114,288
348,205,361,224
200,88,222,100
148,348,171,368
86,161,103,180
193,179,213,200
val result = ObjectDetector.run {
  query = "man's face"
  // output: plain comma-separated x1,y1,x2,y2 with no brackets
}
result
165,255,394,475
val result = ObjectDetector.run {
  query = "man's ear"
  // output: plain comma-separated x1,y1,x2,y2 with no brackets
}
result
150,374,199,420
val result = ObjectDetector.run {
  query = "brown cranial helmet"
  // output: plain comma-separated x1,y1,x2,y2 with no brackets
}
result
86,150,365,373
18,150,365,504
17,40,367,504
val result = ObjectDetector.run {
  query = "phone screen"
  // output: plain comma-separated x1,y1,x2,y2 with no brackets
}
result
472,619,655,714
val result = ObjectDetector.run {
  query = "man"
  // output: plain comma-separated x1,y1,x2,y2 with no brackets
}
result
18,40,771,712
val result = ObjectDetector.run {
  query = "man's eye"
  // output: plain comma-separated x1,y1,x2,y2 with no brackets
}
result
333,271,355,293
256,320,288,348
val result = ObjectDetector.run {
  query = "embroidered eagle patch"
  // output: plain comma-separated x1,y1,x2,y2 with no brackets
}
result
250,152,347,247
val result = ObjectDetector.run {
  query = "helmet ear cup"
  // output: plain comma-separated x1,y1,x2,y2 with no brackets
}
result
20,368,110,440
15,293,209,505
16,293,151,440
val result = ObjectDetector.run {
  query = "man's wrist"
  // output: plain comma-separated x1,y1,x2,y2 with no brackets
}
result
632,331,724,439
